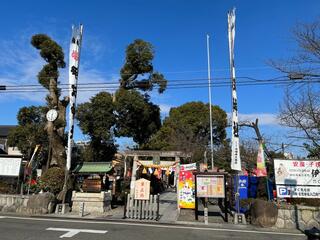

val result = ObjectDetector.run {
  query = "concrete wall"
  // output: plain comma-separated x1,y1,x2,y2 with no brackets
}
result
71,191,112,214
275,205,320,231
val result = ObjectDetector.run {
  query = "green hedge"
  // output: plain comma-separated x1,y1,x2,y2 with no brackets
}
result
40,167,65,194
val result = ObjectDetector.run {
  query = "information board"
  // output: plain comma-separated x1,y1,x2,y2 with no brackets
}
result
0,157,22,176
196,174,225,198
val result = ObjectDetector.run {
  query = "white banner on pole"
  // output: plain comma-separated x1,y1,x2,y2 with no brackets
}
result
228,8,241,171
66,24,83,171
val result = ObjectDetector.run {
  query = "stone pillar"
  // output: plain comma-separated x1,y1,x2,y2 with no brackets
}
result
130,155,138,196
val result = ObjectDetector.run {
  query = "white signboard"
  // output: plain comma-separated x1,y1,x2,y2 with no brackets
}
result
274,159,320,198
276,185,320,198
180,163,197,171
274,159,320,186
0,157,22,176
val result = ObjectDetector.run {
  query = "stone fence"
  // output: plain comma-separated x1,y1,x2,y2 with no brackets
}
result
0,192,113,215
275,205,320,231
0,193,55,214
0,194,29,213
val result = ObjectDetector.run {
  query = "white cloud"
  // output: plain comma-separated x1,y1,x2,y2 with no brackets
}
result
236,113,279,125
0,37,118,104
0,40,47,102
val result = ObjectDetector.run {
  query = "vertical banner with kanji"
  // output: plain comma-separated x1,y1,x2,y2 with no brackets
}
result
228,8,241,171
66,24,83,171
256,142,267,176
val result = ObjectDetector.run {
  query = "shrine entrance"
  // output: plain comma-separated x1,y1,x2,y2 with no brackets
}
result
123,150,191,221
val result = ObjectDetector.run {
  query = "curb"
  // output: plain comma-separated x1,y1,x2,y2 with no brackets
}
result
0,212,305,235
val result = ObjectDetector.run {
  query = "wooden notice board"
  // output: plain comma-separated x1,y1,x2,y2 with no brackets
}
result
134,178,150,200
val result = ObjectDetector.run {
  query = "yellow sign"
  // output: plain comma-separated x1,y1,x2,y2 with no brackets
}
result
178,170,195,209
134,178,150,200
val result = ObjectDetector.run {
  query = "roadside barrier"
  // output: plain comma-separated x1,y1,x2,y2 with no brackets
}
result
123,193,160,221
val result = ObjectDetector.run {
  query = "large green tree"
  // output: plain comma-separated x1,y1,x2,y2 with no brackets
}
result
120,39,167,93
115,39,165,145
8,106,48,164
114,89,161,145
77,39,165,154
144,101,227,162
31,34,68,167
77,92,117,161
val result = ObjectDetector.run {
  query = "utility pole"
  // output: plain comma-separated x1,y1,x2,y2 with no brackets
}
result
207,34,214,170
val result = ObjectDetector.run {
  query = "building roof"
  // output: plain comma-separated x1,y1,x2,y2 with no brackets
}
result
0,125,16,138
73,162,113,174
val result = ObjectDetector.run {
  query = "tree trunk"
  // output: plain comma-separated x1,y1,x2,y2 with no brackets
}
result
239,118,273,160
46,78,69,168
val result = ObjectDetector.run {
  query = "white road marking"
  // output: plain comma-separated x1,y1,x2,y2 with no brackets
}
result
46,227,107,238
3,216,304,237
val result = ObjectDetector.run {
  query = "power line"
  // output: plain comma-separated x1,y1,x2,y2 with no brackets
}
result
1,75,316,89
17,65,277,78
0,75,290,88
1,77,320,93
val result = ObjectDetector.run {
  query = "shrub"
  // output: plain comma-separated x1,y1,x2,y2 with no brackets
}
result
288,198,320,207
0,181,15,194
24,178,41,194
40,167,65,194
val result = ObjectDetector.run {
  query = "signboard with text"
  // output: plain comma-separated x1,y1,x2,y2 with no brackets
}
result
180,163,197,171
0,157,22,176
274,159,320,186
196,174,225,198
134,178,150,200
276,185,320,198
274,159,320,198
178,170,195,209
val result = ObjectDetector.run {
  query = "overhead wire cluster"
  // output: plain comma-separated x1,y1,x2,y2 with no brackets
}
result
1,75,320,94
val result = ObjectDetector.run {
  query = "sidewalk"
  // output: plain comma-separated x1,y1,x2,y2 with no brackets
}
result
0,208,305,237
36,190,302,236
0,189,306,236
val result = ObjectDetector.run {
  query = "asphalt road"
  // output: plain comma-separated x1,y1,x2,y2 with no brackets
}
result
0,216,306,240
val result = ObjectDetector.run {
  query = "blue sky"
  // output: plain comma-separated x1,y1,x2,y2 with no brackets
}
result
0,0,319,155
